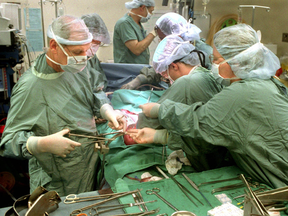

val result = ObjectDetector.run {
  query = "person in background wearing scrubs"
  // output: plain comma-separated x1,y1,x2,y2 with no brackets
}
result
129,34,228,171
130,24,288,189
121,12,213,89
81,13,110,92
113,0,156,64
81,13,111,123
0,15,126,196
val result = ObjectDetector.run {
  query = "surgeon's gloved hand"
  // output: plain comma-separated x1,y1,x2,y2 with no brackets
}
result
26,129,81,157
127,128,167,144
100,104,127,131
150,28,157,37
139,103,160,118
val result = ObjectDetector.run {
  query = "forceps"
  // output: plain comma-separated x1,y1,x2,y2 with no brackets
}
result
68,131,125,142
146,188,179,212
147,88,154,103
155,166,202,207
89,200,157,216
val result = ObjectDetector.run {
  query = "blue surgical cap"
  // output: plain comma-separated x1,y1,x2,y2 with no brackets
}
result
81,13,110,44
156,12,201,41
213,24,280,79
125,0,155,9
47,15,92,45
153,35,200,73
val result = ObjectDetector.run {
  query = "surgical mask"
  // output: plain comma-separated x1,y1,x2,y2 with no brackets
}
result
48,29,88,73
130,7,152,23
211,58,238,87
211,63,230,86
165,67,174,85
46,51,87,74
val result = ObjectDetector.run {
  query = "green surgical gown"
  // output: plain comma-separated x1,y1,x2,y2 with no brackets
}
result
88,54,108,91
158,77,288,188
113,13,150,64
138,66,227,171
0,53,110,196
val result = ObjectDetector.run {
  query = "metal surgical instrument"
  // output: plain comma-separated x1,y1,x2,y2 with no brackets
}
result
169,175,201,207
233,185,268,200
70,190,139,216
198,176,241,187
69,131,125,187
182,173,213,207
109,208,160,216
155,166,202,207
89,200,157,216
146,188,179,212
64,191,128,204
211,182,245,194
147,87,154,103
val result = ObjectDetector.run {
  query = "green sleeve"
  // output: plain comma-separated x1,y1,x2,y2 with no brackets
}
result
158,84,245,149
89,55,108,90
0,74,35,160
116,21,138,43
87,59,110,117
139,67,162,84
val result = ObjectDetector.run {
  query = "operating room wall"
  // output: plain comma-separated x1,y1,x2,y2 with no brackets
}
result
1,0,288,63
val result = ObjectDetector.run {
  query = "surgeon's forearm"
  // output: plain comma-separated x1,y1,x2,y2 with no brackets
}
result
0,132,34,160
137,34,155,54
125,34,155,55
153,129,168,145
158,99,202,138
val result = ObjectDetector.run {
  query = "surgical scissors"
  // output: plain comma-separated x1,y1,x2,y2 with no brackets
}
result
64,191,128,204
146,188,179,212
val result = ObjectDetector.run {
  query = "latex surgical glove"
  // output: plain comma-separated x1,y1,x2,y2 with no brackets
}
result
128,128,167,144
139,103,160,118
26,129,81,157
100,104,127,131
150,26,158,37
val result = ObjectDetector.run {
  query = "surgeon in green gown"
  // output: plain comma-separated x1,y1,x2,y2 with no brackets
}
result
131,24,288,189
113,0,156,64
131,34,228,171
0,15,126,196
121,12,213,89
81,13,110,92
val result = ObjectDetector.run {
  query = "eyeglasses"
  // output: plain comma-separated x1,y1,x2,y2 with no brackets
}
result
92,40,104,47
65,47,94,64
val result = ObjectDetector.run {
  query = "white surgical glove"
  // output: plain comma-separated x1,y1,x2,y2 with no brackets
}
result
100,104,127,131
26,129,81,157
150,27,158,37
